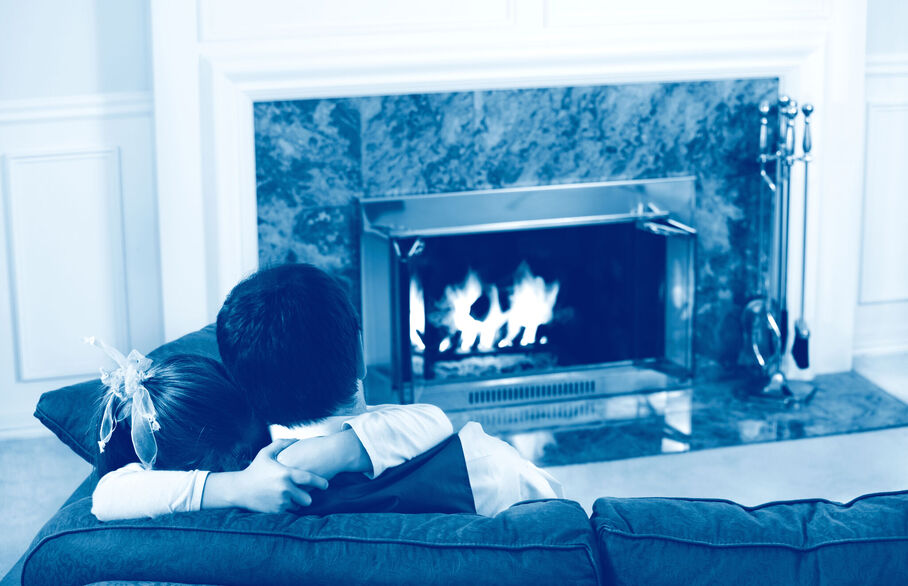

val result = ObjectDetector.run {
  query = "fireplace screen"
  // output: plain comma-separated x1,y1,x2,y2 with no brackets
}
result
360,178,696,410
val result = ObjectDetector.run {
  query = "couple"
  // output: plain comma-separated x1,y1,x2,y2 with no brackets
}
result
91,263,562,520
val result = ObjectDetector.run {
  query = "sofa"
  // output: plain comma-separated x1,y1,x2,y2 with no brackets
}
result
4,326,908,585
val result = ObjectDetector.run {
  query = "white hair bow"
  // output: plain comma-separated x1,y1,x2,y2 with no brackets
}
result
85,337,159,468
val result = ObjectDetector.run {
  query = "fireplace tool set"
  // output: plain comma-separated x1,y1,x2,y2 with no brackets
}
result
742,95,815,403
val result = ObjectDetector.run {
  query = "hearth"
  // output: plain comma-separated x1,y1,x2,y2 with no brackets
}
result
360,177,697,410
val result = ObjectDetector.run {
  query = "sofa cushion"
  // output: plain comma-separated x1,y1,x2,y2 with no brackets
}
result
33,325,220,463
592,491,908,585
22,497,600,586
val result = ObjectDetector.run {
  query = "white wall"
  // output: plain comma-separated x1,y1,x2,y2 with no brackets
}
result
0,0,161,436
854,0,908,354
866,0,908,55
0,0,151,100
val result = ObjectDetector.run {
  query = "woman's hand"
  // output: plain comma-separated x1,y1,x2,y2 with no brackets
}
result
202,439,329,513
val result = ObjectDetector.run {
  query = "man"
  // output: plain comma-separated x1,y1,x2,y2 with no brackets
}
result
93,264,561,519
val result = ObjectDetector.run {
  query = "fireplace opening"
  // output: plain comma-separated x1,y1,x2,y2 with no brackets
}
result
410,223,665,379
361,177,696,411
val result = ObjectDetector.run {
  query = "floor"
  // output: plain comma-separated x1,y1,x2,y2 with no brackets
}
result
547,353,908,512
2,352,907,578
546,425,908,514
482,371,908,467
0,435,91,577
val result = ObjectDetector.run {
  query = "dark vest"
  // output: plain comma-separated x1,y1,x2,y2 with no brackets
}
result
301,434,476,515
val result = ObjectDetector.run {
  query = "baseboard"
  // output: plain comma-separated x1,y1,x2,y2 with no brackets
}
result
854,343,908,357
853,301,908,355
0,420,51,440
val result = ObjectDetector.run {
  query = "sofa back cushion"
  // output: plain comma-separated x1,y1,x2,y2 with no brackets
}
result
592,491,908,585
33,325,220,463
23,498,601,586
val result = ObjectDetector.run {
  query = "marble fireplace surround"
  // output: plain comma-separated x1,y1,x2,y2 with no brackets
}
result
254,79,777,381
148,1,867,380
251,83,908,464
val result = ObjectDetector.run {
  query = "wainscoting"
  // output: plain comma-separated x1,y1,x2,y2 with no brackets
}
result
0,92,162,436
855,54,908,354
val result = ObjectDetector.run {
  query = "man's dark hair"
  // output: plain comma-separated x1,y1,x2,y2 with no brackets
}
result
216,263,361,425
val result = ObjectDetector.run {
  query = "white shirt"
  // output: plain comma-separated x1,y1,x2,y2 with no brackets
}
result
91,404,562,520
458,421,563,516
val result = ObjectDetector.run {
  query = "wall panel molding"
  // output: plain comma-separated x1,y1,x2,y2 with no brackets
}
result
2,147,130,381
0,96,160,437
197,0,517,43
855,50,908,353
543,0,829,29
860,102,908,305
866,53,908,77
0,91,153,124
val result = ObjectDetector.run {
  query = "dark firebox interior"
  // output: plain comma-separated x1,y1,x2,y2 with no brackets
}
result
400,222,668,383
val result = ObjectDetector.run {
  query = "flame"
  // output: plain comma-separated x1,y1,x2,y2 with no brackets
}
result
429,262,559,354
498,262,560,348
436,271,498,353
410,277,426,352
477,285,507,351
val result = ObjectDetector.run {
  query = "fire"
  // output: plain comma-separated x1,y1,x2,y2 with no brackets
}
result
422,262,559,354
410,278,426,352
498,262,560,348
477,285,507,351
436,271,494,353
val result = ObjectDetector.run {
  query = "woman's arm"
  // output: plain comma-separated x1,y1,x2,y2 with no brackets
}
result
92,463,209,521
201,439,329,511
92,404,452,520
91,440,328,521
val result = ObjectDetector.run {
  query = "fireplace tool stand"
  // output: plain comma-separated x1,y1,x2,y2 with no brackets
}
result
743,95,816,406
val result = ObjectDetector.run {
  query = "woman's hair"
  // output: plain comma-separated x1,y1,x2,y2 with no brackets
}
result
95,354,271,476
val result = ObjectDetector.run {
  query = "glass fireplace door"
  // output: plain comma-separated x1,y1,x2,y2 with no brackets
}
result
359,177,697,409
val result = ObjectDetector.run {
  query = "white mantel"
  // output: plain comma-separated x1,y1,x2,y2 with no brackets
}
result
149,0,866,377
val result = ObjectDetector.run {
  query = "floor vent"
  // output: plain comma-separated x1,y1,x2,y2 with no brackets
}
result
467,400,601,429
467,379,597,406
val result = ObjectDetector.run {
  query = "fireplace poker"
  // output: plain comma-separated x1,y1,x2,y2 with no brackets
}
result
778,99,799,355
792,103,813,369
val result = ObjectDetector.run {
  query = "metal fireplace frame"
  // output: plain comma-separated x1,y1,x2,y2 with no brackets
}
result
359,177,698,411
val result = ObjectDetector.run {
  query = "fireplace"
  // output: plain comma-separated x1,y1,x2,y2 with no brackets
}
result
255,78,779,400
360,177,696,410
